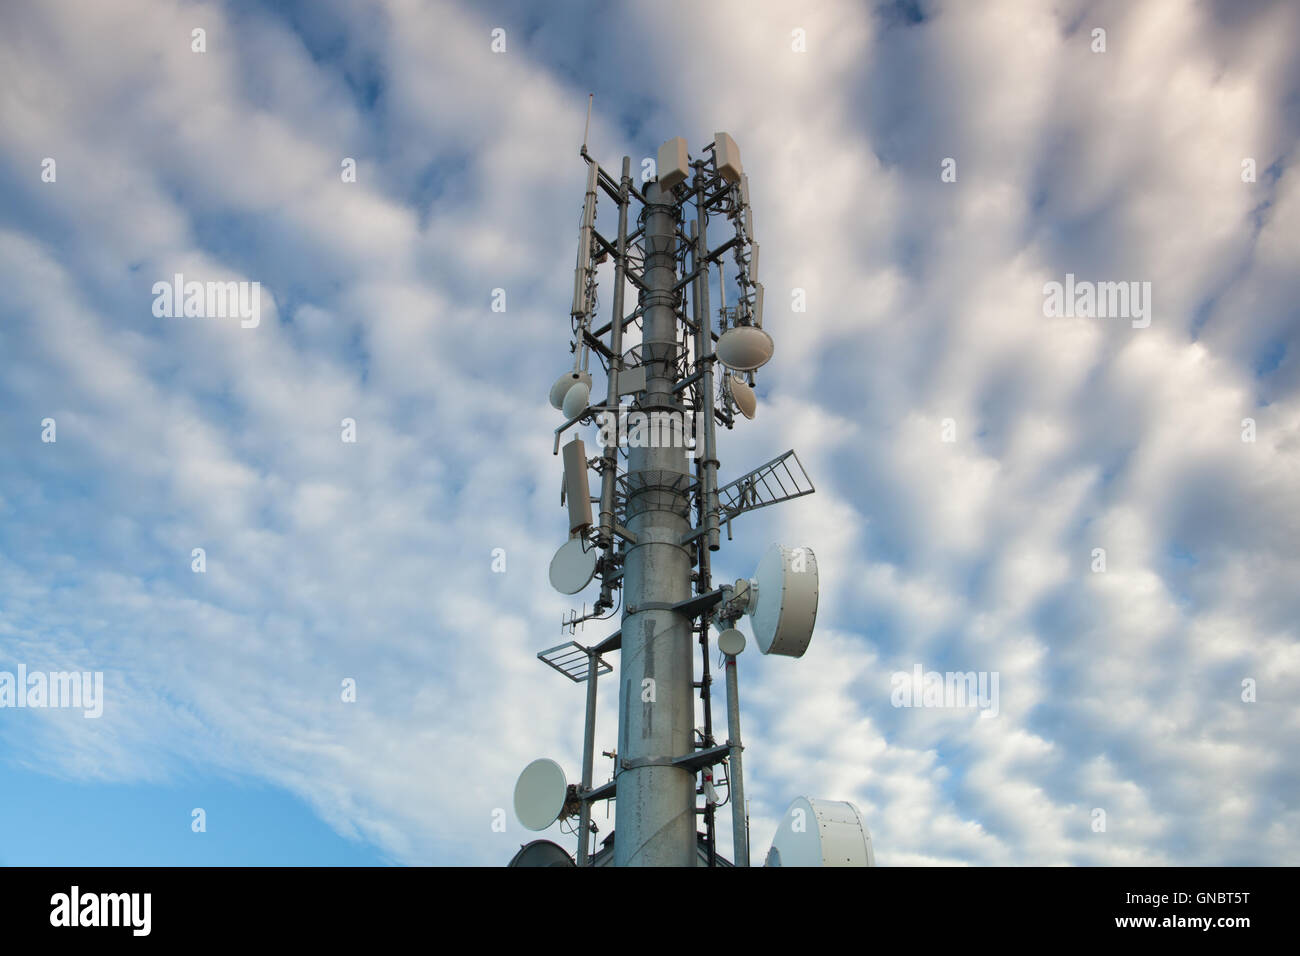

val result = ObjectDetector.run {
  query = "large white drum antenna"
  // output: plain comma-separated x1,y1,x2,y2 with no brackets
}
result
764,797,875,867
742,544,819,658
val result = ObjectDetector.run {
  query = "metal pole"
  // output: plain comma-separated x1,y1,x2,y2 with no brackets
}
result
577,647,599,866
724,652,749,867
699,621,717,866
597,158,631,554
692,166,721,552
614,180,696,867
690,219,719,865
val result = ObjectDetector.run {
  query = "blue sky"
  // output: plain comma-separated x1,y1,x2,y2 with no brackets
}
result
1,0,1298,866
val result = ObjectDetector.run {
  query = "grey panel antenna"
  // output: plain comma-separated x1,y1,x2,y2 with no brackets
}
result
562,437,593,534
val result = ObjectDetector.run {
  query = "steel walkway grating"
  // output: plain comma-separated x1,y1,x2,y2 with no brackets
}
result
715,448,815,522
538,641,613,683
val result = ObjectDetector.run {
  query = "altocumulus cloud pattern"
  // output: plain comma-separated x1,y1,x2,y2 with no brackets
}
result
1,0,1298,866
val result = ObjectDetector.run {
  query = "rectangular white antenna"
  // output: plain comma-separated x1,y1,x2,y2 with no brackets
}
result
562,437,593,533
582,93,593,153
657,137,690,191
713,132,743,183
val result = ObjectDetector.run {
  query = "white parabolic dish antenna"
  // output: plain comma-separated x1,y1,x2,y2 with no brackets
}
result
717,627,746,656
561,379,591,419
514,758,569,832
729,374,757,420
716,325,773,371
507,839,575,867
549,369,591,410
765,797,875,867
549,537,598,594
748,544,819,657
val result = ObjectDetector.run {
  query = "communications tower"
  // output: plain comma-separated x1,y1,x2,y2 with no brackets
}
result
510,116,874,868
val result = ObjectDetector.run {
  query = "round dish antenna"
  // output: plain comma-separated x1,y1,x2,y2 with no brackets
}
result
549,369,592,411
746,544,819,657
562,379,591,419
729,374,757,420
764,797,875,867
507,839,576,867
716,325,773,371
717,627,746,656
514,758,570,831
549,537,598,594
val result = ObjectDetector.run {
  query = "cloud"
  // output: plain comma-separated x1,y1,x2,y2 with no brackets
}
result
0,0,1297,866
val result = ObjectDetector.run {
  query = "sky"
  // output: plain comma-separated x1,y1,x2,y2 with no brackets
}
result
1,0,1298,867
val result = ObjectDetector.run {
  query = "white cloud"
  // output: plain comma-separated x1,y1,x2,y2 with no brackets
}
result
1,0,1297,867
